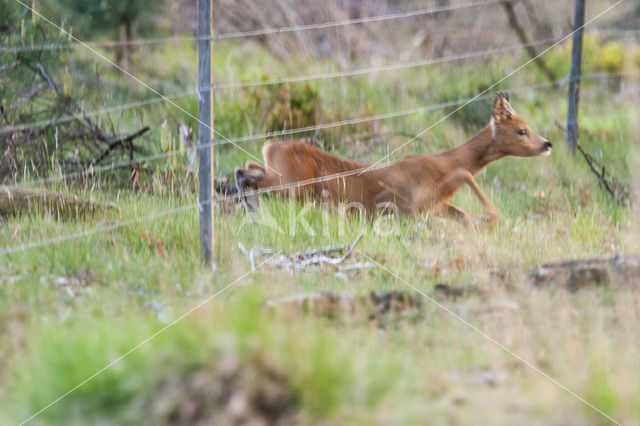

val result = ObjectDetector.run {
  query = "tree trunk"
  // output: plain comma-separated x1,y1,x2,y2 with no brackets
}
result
115,24,125,67
125,21,134,73
501,0,557,83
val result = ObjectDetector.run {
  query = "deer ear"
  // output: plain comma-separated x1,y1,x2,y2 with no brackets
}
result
493,92,515,123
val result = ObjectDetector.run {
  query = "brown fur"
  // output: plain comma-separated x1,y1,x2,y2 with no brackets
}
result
235,93,552,226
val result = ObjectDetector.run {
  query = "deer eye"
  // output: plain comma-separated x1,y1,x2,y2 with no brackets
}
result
517,129,527,136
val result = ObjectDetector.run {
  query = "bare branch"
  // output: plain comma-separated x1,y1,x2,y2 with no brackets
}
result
501,0,557,82
92,126,150,166
3,82,47,114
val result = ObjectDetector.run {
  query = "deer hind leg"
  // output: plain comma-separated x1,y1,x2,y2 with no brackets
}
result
373,189,414,216
433,167,500,223
438,204,474,228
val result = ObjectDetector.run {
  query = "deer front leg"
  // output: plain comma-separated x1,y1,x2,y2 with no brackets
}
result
433,167,500,221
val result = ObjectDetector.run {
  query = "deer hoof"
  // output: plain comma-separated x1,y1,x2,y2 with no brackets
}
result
480,212,500,227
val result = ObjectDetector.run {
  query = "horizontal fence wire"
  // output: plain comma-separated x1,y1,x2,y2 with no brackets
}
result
205,38,559,91
1,0,501,53
8,26,636,136
1,37,561,135
593,29,640,37
1,0,630,262
5,72,625,190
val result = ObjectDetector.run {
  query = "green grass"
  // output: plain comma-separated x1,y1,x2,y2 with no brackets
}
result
1,32,640,425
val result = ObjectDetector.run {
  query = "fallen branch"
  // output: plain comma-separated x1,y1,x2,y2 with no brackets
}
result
2,61,154,182
34,62,62,96
575,144,628,205
529,254,640,291
92,126,150,166
553,120,628,205
266,290,421,321
244,232,365,271
0,186,115,217
3,82,47,115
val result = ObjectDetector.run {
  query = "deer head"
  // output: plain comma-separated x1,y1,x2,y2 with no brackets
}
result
490,92,552,157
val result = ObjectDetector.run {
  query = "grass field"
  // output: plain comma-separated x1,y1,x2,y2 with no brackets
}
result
1,4,640,424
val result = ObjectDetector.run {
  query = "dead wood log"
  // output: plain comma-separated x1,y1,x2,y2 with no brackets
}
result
0,186,115,217
266,291,421,321
529,255,640,291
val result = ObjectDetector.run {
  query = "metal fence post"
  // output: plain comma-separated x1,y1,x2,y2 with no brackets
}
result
197,0,214,264
566,0,586,153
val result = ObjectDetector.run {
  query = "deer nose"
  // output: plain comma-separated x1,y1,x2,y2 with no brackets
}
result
544,141,553,149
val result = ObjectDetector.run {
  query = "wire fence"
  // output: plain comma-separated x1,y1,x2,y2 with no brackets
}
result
1,37,560,136
204,39,559,91
1,0,632,255
0,0,502,53
0,74,629,257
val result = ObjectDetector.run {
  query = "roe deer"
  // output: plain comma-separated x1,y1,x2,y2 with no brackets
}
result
235,92,552,226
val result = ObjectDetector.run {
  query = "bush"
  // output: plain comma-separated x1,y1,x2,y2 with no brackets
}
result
544,35,626,78
598,41,625,73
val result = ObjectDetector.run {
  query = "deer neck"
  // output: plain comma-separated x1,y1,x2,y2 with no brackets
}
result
435,126,504,175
